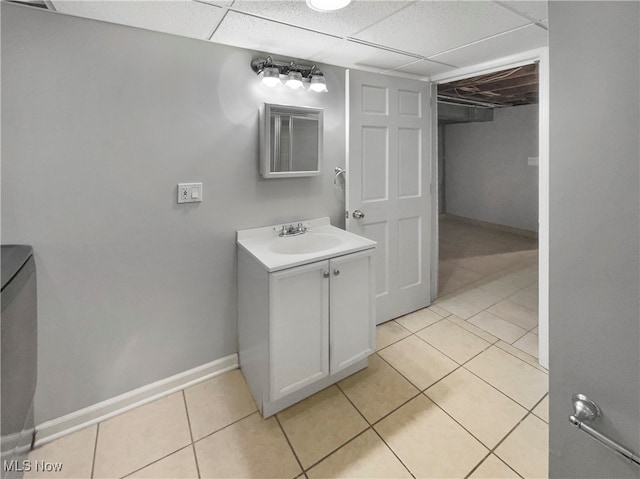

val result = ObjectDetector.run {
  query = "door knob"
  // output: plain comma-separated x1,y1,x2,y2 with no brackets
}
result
352,210,365,219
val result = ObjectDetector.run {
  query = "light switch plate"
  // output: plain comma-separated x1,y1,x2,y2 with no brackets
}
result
177,183,202,203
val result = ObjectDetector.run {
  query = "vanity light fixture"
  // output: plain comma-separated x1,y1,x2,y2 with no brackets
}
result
251,56,328,93
306,0,352,12
309,67,328,93
285,67,304,90
257,56,282,87
262,66,282,87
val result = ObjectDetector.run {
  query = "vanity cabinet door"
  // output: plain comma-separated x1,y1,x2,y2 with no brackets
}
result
329,250,375,374
269,260,330,401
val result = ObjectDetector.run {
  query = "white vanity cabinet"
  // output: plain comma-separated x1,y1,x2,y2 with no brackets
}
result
238,241,375,417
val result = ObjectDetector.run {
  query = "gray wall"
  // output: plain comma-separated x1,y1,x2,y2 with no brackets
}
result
444,104,538,231
1,3,346,423
549,2,640,478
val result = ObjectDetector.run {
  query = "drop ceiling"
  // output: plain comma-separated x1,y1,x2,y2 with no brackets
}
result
42,0,548,80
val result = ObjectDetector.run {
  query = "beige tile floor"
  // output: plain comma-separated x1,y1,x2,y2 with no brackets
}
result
26,217,548,479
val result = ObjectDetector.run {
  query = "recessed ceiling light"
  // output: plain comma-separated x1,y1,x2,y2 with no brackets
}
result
306,0,352,12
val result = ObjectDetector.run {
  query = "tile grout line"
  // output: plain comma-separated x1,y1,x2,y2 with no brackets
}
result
375,340,444,392
418,388,498,454
374,320,412,352
493,340,547,374
437,223,537,479
439,286,543,370
377,317,488,396
191,409,258,444
411,320,493,365
90,423,99,479
464,450,524,479
463,451,493,479
335,382,372,427
370,427,417,479
461,362,545,412
299,427,373,474
377,321,544,471
376,324,534,478
181,390,202,479
274,414,306,476
118,444,194,479
482,410,537,479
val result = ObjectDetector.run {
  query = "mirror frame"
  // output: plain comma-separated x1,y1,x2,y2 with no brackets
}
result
259,102,324,178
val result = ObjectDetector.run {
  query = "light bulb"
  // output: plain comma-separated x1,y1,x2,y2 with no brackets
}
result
261,67,282,87
309,74,328,92
285,71,304,90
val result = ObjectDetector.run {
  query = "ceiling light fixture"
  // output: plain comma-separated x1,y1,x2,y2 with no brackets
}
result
251,56,328,93
306,0,351,12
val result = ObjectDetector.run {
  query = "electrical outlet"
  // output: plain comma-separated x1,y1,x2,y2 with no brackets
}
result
177,183,203,204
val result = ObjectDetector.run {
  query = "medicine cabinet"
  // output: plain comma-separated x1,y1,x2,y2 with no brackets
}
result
259,103,323,178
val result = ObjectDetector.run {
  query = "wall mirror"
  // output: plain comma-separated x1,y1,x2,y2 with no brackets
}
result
260,103,324,178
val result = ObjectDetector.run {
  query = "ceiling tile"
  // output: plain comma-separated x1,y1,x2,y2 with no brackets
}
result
429,24,548,68
494,1,548,22
229,0,409,37
212,11,338,61
196,0,235,6
353,1,531,58
377,70,422,80
314,39,419,72
386,59,457,78
51,0,225,40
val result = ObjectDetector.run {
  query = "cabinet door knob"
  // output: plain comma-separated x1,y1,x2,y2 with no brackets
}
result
323,271,330,278
333,269,340,276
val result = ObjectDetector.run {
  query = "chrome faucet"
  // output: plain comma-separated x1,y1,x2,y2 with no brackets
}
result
278,223,307,237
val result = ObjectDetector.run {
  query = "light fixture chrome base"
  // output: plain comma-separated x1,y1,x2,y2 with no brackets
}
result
252,56,327,92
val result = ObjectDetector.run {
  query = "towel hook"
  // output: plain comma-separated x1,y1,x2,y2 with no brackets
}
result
334,167,346,192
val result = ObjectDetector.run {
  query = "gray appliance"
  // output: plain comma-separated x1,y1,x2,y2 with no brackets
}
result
1,246,37,478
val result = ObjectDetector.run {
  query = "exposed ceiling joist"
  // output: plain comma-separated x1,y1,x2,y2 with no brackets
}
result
438,63,539,107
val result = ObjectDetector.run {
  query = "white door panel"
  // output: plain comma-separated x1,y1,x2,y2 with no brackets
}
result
269,261,329,400
347,70,432,324
329,250,375,373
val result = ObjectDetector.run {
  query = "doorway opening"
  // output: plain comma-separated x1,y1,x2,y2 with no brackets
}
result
435,63,542,361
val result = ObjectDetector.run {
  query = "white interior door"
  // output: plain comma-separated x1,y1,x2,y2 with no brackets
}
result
346,69,432,324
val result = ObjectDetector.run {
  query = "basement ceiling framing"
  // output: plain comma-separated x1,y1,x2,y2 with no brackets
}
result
438,63,539,108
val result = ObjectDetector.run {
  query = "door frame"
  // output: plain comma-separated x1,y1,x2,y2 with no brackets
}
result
429,47,550,369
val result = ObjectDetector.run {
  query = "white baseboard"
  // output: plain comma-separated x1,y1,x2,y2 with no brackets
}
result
34,353,239,447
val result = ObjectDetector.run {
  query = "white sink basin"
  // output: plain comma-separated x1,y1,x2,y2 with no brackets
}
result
269,233,343,255
237,217,377,272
